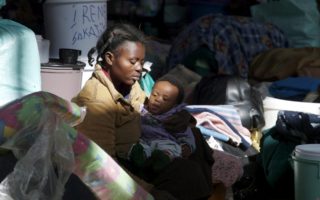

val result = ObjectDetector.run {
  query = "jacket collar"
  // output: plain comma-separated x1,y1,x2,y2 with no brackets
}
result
93,64,141,104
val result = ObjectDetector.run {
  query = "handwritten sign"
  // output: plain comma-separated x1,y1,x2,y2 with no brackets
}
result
70,4,107,45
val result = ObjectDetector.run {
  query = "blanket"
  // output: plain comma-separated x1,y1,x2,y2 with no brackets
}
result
0,91,153,200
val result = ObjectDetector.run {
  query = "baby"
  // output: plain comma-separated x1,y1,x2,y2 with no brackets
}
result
130,75,196,173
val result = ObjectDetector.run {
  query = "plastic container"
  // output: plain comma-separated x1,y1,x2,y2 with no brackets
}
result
41,59,85,101
36,35,50,64
262,96,320,130
43,0,108,59
292,144,320,200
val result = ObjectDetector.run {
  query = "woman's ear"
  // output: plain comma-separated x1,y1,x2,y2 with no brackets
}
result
105,51,114,66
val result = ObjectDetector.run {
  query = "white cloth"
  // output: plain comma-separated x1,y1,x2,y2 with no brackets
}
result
0,19,41,106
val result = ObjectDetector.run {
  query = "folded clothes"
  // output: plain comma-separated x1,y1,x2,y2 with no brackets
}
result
269,77,320,101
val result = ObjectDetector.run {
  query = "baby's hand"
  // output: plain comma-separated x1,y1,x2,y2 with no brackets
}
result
181,144,192,158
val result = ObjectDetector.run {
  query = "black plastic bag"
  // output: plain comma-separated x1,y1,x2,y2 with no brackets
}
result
192,75,265,130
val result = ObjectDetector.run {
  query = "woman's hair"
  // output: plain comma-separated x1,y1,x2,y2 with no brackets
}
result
88,23,146,66
157,75,185,104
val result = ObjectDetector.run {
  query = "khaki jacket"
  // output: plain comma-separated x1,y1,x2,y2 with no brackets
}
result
72,65,146,158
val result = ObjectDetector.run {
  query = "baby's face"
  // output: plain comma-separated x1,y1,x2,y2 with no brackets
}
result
148,81,179,115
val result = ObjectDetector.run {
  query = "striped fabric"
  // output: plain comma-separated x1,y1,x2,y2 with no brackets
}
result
186,105,251,148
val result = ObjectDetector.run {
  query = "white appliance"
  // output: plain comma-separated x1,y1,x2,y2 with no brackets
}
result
43,0,108,88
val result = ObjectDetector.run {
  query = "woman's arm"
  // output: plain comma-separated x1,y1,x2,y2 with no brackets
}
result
73,95,155,192
74,100,118,157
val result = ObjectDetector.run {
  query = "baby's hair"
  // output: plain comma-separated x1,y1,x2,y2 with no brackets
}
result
88,23,146,66
156,75,185,104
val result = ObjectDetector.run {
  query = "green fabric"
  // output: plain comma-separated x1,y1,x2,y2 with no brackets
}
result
0,0,5,8
130,146,171,181
251,0,320,47
182,45,218,76
130,146,171,173
139,73,155,97
130,143,147,168
260,128,297,187
147,150,171,173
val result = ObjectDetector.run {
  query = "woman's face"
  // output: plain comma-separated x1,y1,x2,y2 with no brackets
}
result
148,81,179,115
107,41,145,86
106,41,145,86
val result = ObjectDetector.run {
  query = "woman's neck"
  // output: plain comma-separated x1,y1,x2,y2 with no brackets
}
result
102,67,131,97
117,84,131,97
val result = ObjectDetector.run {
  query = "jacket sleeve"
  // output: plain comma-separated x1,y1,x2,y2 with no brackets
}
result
74,99,155,191
74,99,118,157
176,127,197,152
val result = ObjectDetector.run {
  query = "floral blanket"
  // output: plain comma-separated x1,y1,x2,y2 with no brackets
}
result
167,14,289,78
0,91,153,200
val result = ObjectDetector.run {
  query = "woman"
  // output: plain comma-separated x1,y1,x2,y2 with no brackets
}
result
72,23,146,159
72,23,214,200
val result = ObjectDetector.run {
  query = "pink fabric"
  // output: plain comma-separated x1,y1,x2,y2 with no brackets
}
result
193,112,251,146
212,150,244,187
194,112,242,145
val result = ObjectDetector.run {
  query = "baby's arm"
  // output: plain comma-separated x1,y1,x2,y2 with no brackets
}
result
176,127,196,158
181,143,192,158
